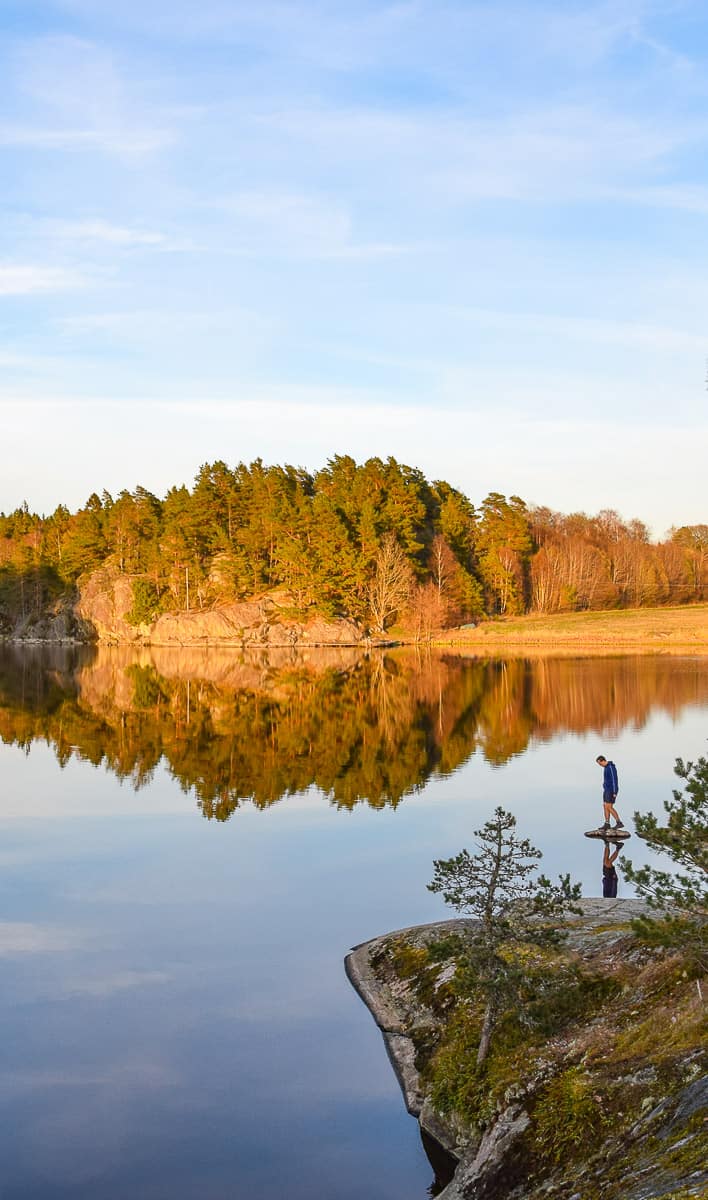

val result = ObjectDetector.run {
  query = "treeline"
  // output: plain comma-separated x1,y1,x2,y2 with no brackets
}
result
0,455,706,631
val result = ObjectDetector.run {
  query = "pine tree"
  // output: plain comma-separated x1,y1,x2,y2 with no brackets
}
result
428,807,581,1064
476,493,533,614
621,756,707,972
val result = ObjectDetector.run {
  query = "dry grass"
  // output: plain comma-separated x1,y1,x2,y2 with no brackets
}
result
430,604,708,655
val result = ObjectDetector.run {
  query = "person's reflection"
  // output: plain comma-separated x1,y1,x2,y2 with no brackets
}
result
601,840,622,898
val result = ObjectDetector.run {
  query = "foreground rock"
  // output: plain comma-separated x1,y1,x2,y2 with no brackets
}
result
346,900,707,1200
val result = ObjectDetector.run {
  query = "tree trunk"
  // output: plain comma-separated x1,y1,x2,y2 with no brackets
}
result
477,1001,495,1066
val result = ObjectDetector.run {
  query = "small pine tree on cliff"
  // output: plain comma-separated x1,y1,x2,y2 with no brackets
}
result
621,755,708,973
428,806,582,1065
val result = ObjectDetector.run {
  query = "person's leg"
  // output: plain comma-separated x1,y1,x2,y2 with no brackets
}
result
608,802,623,828
602,799,612,829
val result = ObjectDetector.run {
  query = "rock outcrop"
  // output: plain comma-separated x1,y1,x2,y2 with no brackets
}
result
346,901,707,1200
3,566,367,647
0,590,93,643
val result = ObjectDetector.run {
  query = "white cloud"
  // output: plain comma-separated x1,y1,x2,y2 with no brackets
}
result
448,307,708,354
0,351,37,367
66,969,171,996
46,219,168,246
0,123,170,154
0,265,85,295
47,0,655,78
612,182,708,213
6,36,176,158
212,190,413,259
0,921,79,955
55,305,276,352
253,102,697,206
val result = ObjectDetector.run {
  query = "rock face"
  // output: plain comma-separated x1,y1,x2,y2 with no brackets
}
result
0,568,366,647
63,568,366,647
0,591,93,643
74,568,137,643
345,901,707,1200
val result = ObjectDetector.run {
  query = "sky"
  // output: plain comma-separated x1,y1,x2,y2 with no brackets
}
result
1,0,708,538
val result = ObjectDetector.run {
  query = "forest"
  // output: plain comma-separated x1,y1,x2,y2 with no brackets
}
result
0,455,706,633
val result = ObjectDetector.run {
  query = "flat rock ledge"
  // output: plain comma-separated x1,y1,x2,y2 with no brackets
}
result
345,900,707,1200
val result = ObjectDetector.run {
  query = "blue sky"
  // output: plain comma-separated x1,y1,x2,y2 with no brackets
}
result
1,0,707,536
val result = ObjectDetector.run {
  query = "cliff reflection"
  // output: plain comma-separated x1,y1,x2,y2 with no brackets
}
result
1,645,707,817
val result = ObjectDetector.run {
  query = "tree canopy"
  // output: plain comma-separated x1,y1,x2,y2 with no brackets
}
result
1,456,705,633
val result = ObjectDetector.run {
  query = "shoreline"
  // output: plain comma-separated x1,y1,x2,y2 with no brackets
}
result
3,602,706,654
2,636,706,658
345,901,706,1200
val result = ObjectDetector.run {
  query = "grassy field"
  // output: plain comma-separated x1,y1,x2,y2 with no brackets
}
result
429,603,708,654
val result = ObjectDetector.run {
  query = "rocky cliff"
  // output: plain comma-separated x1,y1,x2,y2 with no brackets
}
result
3,566,366,647
346,901,707,1200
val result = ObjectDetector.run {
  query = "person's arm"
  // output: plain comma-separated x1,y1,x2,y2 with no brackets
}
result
609,762,618,794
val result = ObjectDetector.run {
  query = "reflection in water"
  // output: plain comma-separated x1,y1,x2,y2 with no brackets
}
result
1,644,707,817
602,841,622,898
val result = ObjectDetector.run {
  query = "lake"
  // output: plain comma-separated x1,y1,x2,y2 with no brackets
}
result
1,645,706,1199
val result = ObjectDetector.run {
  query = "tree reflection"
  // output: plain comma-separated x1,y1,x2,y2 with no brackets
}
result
0,645,707,818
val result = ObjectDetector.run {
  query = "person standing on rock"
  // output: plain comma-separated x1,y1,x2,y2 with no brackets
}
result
596,754,624,832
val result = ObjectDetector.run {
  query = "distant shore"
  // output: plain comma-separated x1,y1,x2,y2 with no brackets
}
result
2,572,707,655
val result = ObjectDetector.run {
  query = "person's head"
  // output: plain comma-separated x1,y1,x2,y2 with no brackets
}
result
596,755,607,766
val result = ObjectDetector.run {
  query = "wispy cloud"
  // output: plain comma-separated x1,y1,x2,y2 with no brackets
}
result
1,0,707,538
46,219,175,248
7,35,176,158
0,123,170,155
611,182,708,213
55,305,276,347
0,265,85,295
47,0,657,76
252,102,699,206
212,190,415,259
448,307,708,354
66,969,171,996
0,921,79,955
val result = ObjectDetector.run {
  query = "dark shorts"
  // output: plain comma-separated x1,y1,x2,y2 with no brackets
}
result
603,790,617,805
603,869,618,898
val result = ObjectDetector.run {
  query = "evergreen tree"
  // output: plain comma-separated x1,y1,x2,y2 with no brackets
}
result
621,755,707,972
60,495,108,578
308,494,360,618
192,460,240,553
476,493,532,614
428,807,581,1064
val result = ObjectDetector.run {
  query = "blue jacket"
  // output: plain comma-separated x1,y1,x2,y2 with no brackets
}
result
603,761,619,795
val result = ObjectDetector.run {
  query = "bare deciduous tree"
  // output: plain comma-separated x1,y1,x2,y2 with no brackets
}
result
368,532,413,633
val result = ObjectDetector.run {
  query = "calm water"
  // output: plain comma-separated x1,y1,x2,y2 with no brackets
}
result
1,645,707,1199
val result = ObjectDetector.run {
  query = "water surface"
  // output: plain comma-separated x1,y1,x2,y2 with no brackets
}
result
1,646,706,1198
